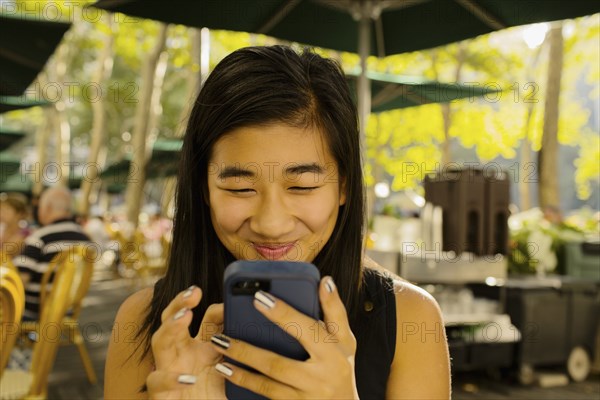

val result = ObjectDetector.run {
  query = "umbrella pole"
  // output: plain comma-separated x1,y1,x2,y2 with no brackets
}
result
357,10,371,151
357,2,374,220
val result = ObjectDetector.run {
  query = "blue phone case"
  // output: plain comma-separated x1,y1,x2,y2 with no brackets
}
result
223,260,321,399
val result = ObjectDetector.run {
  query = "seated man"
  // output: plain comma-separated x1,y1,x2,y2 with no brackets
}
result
13,186,91,320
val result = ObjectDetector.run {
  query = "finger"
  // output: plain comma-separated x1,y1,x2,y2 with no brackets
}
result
152,306,194,367
209,334,303,387
160,285,201,323
253,290,326,354
319,276,357,353
146,370,197,396
197,303,224,341
214,362,299,399
319,277,351,335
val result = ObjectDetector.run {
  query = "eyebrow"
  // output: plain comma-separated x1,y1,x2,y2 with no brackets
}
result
218,166,255,180
217,163,325,180
285,163,325,176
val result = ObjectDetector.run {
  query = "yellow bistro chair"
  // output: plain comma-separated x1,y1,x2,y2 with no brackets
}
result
0,248,83,399
1,266,25,378
20,245,98,385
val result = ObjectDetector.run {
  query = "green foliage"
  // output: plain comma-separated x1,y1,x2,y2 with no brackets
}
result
574,134,600,200
363,16,598,207
365,106,443,191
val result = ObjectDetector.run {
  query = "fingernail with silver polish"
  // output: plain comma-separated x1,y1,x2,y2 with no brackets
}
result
173,307,188,320
177,374,197,384
215,363,233,377
183,285,196,298
325,277,335,293
211,334,230,349
255,290,276,309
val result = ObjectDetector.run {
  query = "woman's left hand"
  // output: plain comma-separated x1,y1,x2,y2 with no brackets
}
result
210,276,359,399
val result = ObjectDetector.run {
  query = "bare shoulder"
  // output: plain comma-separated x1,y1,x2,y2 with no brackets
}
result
363,254,442,320
116,287,154,323
392,279,443,322
364,255,450,399
104,287,154,400
111,287,154,344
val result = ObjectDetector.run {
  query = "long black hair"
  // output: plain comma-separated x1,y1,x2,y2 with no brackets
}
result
138,45,365,358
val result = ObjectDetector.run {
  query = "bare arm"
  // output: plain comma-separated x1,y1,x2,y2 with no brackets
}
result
104,288,154,400
386,280,451,399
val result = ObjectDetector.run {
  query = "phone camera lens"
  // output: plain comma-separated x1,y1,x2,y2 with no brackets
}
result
232,279,270,295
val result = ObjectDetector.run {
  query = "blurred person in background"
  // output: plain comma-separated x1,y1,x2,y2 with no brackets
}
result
84,206,112,252
0,193,30,259
84,207,120,272
13,185,91,320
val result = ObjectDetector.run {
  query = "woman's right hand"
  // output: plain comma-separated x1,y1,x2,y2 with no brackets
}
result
146,286,226,399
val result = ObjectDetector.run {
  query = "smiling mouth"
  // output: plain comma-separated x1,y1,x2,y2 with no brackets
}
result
252,242,297,260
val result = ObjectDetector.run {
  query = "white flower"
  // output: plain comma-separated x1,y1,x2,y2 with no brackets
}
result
528,229,557,272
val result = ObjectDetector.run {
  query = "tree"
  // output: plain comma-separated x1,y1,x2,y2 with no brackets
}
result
124,23,168,226
160,27,203,216
538,22,564,210
431,42,467,166
78,15,115,216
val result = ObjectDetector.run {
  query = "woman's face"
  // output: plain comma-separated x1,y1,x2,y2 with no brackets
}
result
207,123,345,262
0,202,20,227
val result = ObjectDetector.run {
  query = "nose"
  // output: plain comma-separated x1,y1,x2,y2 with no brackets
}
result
249,190,295,239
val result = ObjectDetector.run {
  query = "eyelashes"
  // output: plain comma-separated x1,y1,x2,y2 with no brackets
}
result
289,186,319,192
225,186,320,194
226,189,254,193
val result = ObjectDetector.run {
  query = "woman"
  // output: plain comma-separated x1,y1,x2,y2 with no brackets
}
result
105,45,450,399
0,193,30,258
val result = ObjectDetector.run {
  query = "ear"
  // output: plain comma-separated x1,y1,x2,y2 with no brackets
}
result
339,177,347,206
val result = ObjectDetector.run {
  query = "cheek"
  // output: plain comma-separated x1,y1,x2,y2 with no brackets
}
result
2,210,15,222
209,196,249,234
294,191,340,232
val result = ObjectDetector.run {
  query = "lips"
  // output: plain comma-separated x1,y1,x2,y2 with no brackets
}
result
252,242,297,260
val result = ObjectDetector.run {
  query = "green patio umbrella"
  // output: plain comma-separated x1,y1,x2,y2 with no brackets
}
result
100,139,182,183
0,152,23,192
150,139,183,162
94,0,600,135
347,70,500,113
0,172,32,194
0,96,49,114
93,0,599,56
0,169,93,195
100,158,130,180
100,158,179,184
0,13,71,96
147,139,182,178
0,172,84,195
0,130,27,152
0,152,21,174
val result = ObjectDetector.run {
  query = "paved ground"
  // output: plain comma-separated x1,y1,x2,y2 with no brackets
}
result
42,272,600,399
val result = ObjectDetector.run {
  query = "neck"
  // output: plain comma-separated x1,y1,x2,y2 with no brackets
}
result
45,213,72,225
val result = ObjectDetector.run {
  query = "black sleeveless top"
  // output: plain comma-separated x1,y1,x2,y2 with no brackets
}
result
351,269,397,399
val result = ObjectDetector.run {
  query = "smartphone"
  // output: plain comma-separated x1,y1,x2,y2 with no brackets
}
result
223,260,321,399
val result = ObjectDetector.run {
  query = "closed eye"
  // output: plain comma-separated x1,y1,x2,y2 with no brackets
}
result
226,188,255,194
289,186,319,192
